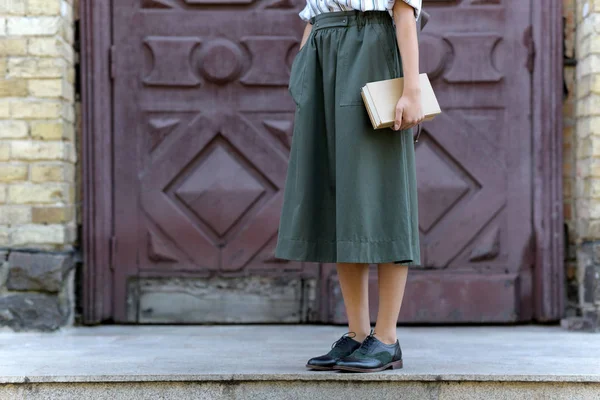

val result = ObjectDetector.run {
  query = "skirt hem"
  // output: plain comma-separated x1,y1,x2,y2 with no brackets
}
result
275,237,421,265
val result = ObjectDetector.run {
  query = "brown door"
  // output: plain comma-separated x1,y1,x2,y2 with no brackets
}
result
112,0,317,322
112,0,534,323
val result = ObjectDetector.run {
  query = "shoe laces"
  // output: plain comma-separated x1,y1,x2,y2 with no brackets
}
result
357,329,377,353
331,331,357,349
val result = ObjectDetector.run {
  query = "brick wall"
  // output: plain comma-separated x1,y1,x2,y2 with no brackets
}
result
563,0,600,331
0,0,76,331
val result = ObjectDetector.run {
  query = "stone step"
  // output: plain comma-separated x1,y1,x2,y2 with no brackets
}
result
1,325,599,399
2,374,600,399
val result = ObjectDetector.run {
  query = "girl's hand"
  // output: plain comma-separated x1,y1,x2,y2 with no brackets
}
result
394,89,424,131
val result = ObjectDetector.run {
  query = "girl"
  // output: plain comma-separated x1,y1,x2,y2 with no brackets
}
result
275,0,423,373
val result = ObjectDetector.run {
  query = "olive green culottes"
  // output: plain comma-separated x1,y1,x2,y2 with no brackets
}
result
275,10,421,265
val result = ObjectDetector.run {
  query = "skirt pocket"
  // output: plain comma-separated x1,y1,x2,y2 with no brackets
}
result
288,42,309,106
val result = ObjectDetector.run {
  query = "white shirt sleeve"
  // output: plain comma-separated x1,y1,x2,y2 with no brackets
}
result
387,0,422,20
299,3,314,22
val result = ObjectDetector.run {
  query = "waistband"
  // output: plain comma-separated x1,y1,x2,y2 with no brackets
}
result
309,10,391,30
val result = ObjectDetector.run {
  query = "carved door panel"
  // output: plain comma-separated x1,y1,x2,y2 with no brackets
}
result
329,1,535,323
112,0,317,322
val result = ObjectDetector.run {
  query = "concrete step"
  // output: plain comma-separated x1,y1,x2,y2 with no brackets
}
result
1,325,599,399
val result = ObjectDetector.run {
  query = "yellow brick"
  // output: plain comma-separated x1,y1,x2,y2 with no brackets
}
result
6,16,60,36
578,159,592,182
578,75,592,99
592,116,600,136
0,205,31,224
0,121,28,138
0,163,28,181
7,57,64,79
576,135,600,158
0,58,7,76
60,18,73,44
66,66,74,84
28,79,61,98
63,119,74,141
591,157,600,178
593,94,600,116
578,54,600,77
590,201,600,220
62,102,74,122
30,162,71,182
31,205,72,223
11,224,65,246
27,0,61,15
62,79,73,101
27,38,57,56
30,121,65,140
28,79,73,101
577,94,600,117
591,35,600,54
0,78,28,96
0,101,9,118
28,37,65,58
579,36,591,59
8,182,69,204
0,142,9,161
0,0,26,14
10,140,69,160
0,38,27,56
593,75,600,94
10,100,61,119
590,177,600,198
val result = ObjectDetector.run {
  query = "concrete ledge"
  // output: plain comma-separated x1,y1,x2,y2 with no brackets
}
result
1,381,600,400
2,372,600,384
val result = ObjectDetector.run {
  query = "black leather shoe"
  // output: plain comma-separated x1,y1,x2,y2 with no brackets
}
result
306,332,362,371
334,331,403,372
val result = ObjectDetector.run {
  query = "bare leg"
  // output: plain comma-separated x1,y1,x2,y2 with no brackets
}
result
336,263,371,342
374,263,409,344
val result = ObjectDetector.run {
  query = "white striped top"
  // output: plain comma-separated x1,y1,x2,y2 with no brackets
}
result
299,0,422,22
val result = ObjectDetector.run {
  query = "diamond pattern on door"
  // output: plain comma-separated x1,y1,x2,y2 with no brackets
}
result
174,143,266,237
139,112,287,271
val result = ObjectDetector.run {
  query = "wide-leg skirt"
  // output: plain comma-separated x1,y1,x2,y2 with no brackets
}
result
275,10,421,265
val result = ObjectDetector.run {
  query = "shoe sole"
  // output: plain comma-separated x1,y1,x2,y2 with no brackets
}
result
334,360,403,373
305,364,336,371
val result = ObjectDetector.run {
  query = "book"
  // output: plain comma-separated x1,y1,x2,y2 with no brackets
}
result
360,73,441,130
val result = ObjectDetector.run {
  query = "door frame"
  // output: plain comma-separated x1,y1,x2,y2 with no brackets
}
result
80,0,564,324
531,0,565,321
80,0,113,323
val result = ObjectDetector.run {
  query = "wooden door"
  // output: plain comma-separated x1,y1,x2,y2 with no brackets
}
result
106,0,553,324
111,0,317,322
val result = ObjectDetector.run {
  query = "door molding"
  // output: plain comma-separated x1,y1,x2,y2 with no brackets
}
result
81,0,113,324
80,0,565,323
531,0,564,321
